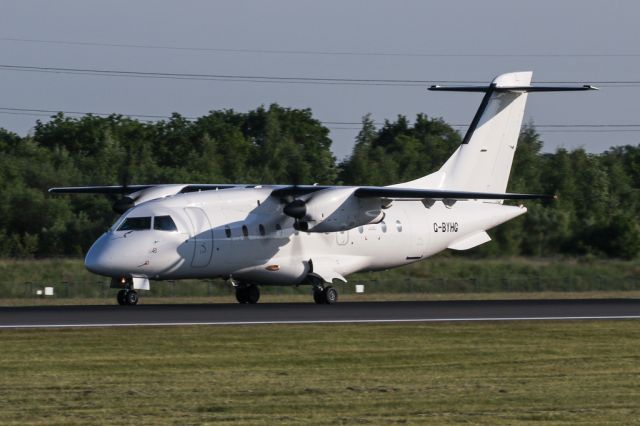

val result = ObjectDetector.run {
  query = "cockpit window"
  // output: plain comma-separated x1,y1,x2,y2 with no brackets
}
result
118,217,151,231
154,215,178,232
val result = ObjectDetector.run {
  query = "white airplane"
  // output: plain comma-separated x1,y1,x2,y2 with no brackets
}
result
50,71,595,305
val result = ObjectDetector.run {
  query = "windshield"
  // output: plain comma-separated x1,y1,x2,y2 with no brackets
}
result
117,217,151,231
153,215,177,232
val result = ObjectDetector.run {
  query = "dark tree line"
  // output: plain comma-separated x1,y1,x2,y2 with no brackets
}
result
0,104,639,259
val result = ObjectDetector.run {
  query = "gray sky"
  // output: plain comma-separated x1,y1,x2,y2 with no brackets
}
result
1,0,639,159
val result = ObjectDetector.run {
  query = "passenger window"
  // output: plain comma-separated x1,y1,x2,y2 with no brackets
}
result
153,215,177,232
275,223,283,237
224,226,231,238
396,220,403,232
358,226,364,234
118,217,151,231
380,221,387,233
242,225,249,238
259,224,266,236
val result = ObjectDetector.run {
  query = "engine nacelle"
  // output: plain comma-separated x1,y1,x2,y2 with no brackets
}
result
286,187,384,233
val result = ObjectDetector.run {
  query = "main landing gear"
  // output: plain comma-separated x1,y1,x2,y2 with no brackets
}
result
313,284,338,305
235,283,260,304
117,289,139,306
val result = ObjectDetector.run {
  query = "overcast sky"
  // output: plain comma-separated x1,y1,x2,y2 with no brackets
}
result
1,0,639,159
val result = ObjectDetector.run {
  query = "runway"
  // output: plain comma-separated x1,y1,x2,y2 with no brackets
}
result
0,298,639,328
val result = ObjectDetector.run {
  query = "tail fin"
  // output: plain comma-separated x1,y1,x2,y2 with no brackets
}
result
395,71,595,193
438,71,531,193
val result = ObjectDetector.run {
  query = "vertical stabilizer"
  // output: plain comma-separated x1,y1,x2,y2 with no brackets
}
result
438,71,531,193
393,72,596,194
395,71,531,193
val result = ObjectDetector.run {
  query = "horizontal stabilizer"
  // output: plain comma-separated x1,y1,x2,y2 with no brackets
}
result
429,84,598,93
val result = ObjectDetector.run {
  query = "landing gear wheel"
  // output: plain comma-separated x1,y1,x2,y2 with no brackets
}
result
117,290,126,306
247,285,260,304
313,289,325,304
313,286,338,304
235,286,249,304
125,290,139,305
236,285,260,304
324,286,338,305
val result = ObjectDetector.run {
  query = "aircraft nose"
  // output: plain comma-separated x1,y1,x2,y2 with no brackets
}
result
84,233,116,276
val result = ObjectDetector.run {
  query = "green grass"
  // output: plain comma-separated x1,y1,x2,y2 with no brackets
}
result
2,290,640,307
1,256,640,299
0,321,639,425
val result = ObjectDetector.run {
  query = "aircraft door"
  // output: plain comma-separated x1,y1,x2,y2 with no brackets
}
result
184,207,213,267
401,208,423,260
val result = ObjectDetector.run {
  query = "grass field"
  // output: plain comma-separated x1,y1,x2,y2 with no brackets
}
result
2,256,640,300
0,321,639,425
1,290,640,307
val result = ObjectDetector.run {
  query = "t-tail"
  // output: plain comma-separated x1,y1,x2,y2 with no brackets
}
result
395,71,597,195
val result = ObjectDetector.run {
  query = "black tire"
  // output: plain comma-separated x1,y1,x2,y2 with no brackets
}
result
313,289,325,304
324,286,338,305
117,289,126,306
247,285,260,304
125,290,139,306
235,287,249,304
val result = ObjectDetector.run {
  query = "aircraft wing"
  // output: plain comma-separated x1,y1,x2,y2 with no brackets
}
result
49,183,245,213
49,185,156,194
48,184,238,194
353,186,554,200
271,185,554,201
50,183,553,201
270,185,333,198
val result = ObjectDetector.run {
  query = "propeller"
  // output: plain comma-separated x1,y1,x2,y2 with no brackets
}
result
283,198,309,231
112,195,136,214
280,166,311,231
111,145,135,214
284,197,314,231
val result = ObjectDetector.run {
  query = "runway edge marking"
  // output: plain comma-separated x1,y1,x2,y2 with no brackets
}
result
1,315,640,329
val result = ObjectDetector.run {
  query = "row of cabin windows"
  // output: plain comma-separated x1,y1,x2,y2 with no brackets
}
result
223,221,402,238
224,223,282,238
358,220,402,234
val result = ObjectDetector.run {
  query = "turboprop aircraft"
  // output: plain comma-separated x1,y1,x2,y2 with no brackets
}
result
49,71,596,305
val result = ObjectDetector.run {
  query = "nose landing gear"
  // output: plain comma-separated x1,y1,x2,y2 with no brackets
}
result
112,277,140,306
116,289,139,305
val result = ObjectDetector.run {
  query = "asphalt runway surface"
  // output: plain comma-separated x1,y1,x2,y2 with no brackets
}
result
0,298,639,328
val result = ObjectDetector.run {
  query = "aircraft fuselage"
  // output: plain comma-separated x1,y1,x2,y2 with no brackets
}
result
85,187,525,286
